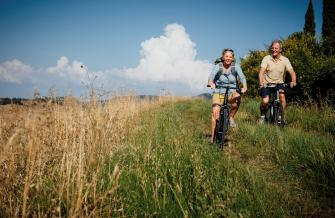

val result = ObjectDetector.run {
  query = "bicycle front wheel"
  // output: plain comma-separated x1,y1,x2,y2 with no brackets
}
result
265,104,274,124
221,108,229,145
216,108,229,149
275,103,285,127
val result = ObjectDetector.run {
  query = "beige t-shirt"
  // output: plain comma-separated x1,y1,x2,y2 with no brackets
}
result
261,55,293,83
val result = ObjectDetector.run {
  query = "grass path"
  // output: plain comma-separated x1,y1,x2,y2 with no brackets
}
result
112,97,334,217
203,97,335,217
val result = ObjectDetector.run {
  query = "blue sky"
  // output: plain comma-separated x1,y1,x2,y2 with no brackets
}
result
0,0,323,97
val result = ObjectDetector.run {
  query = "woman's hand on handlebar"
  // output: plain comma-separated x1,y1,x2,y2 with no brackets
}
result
207,81,216,90
241,83,248,93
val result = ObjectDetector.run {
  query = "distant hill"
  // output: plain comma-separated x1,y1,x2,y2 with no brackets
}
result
197,93,211,100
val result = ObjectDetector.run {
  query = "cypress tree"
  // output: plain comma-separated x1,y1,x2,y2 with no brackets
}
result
322,0,335,55
304,0,316,36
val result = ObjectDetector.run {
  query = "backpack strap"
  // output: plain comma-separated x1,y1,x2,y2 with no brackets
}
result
213,62,223,83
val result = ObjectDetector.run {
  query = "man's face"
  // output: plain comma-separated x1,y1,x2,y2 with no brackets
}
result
271,43,282,57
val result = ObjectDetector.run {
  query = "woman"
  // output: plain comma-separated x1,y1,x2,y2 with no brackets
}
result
207,48,247,142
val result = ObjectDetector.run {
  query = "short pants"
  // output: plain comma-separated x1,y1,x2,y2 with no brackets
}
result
259,87,285,98
212,92,237,105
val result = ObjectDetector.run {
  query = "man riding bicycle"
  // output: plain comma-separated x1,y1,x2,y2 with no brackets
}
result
258,40,297,124
208,48,247,143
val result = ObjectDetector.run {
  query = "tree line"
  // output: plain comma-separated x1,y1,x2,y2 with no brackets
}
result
240,0,335,104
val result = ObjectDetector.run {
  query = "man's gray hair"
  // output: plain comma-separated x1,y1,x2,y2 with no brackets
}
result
271,40,283,49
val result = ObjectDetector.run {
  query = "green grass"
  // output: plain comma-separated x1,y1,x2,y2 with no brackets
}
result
96,98,334,217
234,98,335,215
3,97,333,217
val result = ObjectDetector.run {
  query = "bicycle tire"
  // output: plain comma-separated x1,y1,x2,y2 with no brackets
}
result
213,119,219,143
215,108,229,149
221,108,229,148
265,104,274,124
275,103,285,127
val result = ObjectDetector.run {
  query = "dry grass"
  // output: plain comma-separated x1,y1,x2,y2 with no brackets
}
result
0,93,184,217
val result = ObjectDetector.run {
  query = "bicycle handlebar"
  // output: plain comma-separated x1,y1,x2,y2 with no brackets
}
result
206,84,237,89
264,83,291,89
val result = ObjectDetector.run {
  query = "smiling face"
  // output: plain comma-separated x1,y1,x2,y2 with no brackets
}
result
271,42,282,58
222,51,234,66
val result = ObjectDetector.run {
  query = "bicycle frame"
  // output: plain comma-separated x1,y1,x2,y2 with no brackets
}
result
213,85,235,149
264,83,289,127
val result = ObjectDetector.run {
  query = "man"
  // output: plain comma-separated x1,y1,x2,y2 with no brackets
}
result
258,40,297,123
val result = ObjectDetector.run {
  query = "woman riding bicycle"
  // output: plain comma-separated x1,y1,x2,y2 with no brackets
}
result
207,48,247,143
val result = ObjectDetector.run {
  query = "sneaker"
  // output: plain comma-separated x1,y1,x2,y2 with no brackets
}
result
258,116,265,124
229,117,237,128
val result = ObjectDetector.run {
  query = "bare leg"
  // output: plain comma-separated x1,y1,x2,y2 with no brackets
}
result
211,105,220,142
260,96,269,116
229,93,241,118
279,92,286,111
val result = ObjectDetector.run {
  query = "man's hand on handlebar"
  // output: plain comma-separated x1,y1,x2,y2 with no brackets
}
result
290,81,297,88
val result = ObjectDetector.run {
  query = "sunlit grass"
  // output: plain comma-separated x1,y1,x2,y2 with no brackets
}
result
0,95,334,217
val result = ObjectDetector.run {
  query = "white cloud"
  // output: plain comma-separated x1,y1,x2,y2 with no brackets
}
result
124,23,212,92
1,24,212,96
0,59,33,84
47,56,88,82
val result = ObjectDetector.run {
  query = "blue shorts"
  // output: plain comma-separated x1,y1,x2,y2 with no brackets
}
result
259,87,285,98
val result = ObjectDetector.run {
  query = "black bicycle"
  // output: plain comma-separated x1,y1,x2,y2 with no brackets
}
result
210,85,236,149
264,83,290,127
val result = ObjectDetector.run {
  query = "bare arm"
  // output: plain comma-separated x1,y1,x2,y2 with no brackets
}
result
259,67,266,87
241,82,248,93
287,68,297,88
207,79,216,89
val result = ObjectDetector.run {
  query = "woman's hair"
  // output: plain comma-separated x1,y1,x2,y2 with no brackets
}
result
214,48,235,64
222,48,235,57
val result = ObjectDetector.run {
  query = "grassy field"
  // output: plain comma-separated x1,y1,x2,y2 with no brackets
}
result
0,96,334,217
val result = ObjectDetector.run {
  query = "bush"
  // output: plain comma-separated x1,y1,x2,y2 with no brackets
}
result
240,50,267,97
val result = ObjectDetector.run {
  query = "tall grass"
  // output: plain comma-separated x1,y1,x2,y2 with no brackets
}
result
0,95,334,217
0,94,179,217
104,99,296,217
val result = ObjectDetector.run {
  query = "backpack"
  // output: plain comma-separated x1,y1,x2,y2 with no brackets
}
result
213,59,237,83
213,58,240,92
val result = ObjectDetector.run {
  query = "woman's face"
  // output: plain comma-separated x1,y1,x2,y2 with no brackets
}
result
223,51,234,65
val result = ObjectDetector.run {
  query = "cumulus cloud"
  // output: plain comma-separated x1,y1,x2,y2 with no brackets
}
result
0,59,33,84
124,23,212,92
1,24,212,96
47,56,88,82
